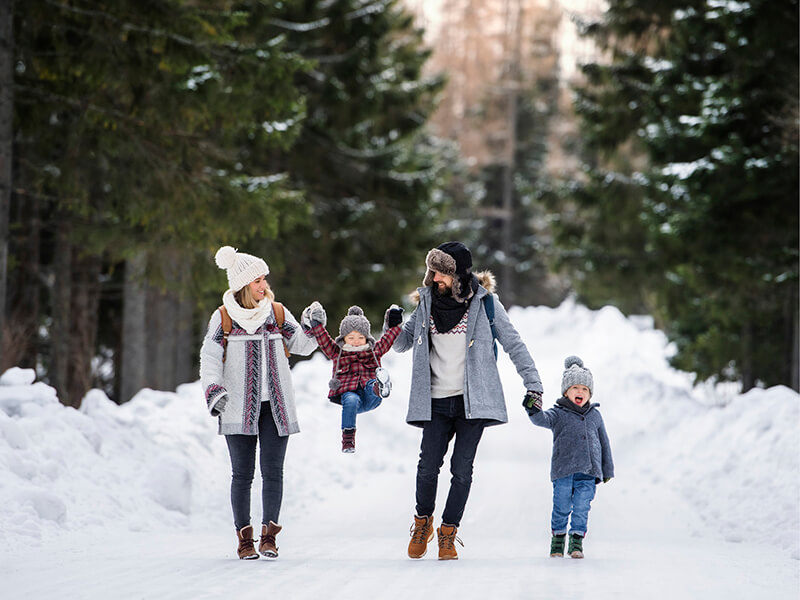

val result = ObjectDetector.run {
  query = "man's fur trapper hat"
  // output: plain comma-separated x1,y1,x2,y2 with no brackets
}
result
423,241,475,302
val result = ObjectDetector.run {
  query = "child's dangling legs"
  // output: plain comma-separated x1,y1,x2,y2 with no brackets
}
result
339,386,383,453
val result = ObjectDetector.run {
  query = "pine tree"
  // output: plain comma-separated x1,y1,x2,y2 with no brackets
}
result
237,0,447,322
565,0,799,390
10,0,309,404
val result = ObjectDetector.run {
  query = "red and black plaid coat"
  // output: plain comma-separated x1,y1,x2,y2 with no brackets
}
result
309,323,402,403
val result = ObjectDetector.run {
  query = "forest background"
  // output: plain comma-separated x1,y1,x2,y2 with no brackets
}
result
0,0,796,408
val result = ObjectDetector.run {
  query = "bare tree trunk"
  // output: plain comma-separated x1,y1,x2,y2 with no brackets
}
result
65,251,101,408
791,289,799,392
0,0,14,369
146,285,177,391
741,321,754,393
120,252,147,403
174,290,194,387
50,227,72,404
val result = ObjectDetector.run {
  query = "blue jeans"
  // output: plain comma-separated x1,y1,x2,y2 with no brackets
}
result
415,395,486,527
340,381,382,430
225,404,289,530
551,472,596,537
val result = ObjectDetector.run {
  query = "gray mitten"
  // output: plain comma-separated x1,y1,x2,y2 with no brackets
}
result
308,301,327,328
211,396,228,417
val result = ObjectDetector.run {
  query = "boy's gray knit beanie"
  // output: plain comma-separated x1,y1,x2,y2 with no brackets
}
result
561,355,594,396
336,306,376,345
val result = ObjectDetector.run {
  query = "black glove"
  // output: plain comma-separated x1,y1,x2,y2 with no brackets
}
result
522,390,543,414
385,304,404,328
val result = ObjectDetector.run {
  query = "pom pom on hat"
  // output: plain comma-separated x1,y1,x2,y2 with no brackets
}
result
214,245,269,292
561,355,594,396
215,246,238,270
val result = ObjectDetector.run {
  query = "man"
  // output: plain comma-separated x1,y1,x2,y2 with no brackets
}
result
393,241,544,560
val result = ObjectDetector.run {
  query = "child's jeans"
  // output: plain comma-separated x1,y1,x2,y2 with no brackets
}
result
340,381,382,429
551,472,596,537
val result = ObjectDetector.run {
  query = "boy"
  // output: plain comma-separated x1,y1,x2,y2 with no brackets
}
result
302,302,403,452
524,355,614,558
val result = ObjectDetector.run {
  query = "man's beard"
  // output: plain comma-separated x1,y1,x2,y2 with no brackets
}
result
434,281,452,296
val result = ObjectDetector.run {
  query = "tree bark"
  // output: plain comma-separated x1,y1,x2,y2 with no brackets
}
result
50,227,72,404
0,0,14,369
65,251,101,408
120,253,147,403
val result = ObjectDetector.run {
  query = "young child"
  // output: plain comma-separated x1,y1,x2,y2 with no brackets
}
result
523,355,614,559
301,302,404,453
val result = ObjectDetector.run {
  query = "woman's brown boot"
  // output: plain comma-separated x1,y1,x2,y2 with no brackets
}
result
259,521,282,558
236,525,259,560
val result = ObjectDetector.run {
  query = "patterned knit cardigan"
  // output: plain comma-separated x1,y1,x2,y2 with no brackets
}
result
309,323,401,404
199,304,317,436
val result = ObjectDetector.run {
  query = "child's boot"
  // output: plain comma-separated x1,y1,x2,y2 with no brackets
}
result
375,367,392,398
259,521,282,558
342,428,356,453
437,523,463,560
550,533,566,557
568,533,584,559
236,525,259,560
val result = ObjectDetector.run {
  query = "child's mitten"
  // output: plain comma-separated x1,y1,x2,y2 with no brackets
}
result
301,301,327,330
522,390,543,415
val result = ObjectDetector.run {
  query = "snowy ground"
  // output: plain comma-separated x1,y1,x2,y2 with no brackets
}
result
1,299,798,599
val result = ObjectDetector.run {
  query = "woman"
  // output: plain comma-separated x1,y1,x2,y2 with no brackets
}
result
200,245,317,560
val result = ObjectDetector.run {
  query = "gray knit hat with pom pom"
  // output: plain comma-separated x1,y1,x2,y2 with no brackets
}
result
336,306,376,346
561,355,594,396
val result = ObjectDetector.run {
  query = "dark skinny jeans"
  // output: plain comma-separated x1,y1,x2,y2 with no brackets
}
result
415,395,486,527
225,404,288,530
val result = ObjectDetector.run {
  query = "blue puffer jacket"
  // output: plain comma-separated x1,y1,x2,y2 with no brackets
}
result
529,397,614,482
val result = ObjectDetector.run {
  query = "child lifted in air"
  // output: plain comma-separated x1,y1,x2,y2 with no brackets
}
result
301,302,404,453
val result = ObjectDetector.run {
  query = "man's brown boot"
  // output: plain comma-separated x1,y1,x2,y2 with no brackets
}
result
437,523,463,560
259,521,282,558
407,514,434,559
236,525,259,560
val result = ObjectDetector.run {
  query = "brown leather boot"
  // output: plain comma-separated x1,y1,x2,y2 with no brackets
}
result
437,523,463,560
259,521,282,558
236,525,259,560
408,514,434,559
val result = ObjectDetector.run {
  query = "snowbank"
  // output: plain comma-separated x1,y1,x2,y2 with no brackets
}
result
0,300,797,560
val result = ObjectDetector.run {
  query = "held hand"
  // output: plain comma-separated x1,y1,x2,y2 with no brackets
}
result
211,396,228,417
309,301,327,328
522,390,543,414
385,304,404,328
603,477,612,484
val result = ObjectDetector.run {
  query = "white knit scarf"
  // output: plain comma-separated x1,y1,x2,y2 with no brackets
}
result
222,289,273,334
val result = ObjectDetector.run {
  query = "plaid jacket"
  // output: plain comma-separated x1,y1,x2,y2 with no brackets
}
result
309,323,401,403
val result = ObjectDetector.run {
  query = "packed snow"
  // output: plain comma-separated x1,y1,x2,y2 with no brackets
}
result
0,298,797,599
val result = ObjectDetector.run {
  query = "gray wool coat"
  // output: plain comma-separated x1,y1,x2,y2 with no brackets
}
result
529,399,615,482
393,275,543,427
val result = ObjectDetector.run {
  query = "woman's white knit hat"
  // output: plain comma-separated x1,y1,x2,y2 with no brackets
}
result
214,246,269,292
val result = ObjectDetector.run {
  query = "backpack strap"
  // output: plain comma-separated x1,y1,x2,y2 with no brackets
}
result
218,306,232,363
482,294,498,360
218,303,290,360
272,301,291,358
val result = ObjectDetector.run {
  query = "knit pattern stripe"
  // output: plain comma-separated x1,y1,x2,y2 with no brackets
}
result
243,340,261,434
429,311,469,335
267,341,288,433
